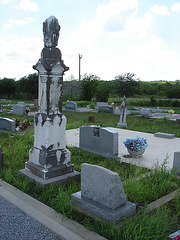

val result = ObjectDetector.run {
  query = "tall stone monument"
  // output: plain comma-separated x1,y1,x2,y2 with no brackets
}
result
19,16,80,187
117,96,127,128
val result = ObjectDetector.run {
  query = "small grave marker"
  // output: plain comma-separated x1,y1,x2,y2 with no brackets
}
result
65,101,77,111
0,118,16,132
71,163,136,222
173,151,180,175
99,105,114,113
154,132,175,139
10,104,25,115
0,146,4,170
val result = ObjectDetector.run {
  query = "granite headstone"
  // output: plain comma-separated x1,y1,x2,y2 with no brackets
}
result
71,163,136,222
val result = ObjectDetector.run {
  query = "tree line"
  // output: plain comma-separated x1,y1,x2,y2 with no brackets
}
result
0,72,180,102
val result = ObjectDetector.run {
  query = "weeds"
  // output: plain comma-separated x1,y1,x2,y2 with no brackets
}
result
0,110,180,239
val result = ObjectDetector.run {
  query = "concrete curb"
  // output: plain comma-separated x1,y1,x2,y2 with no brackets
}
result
0,179,107,240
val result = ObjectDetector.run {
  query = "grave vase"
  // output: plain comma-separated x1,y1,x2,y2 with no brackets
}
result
127,148,145,158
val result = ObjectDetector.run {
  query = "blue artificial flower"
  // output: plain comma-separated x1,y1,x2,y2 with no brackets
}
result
123,136,148,152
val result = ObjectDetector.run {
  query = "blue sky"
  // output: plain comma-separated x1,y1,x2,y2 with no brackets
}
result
1,0,180,81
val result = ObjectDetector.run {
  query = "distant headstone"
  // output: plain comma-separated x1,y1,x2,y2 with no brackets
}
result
0,105,3,112
0,118,16,132
154,132,175,139
140,109,151,118
34,99,39,108
18,102,25,107
88,115,94,122
71,163,136,222
65,101,77,111
10,104,25,115
76,125,118,159
0,99,6,103
96,102,108,107
0,146,4,170
173,151,180,175
99,105,114,113
117,96,127,128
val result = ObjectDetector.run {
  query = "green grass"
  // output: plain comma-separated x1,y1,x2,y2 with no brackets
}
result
0,109,180,239
63,111,180,137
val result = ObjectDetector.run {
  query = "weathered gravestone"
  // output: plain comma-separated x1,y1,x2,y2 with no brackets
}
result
10,104,25,115
173,151,180,175
96,102,108,107
19,16,80,187
76,125,118,159
0,118,15,132
99,105,114,113
34,99,38,108
140,108,151,118
0,99,6,103
18,102,25,107
65,101,77,111
0,105,3,112
117,96,127,128
71,163,136,222
0,146,4,171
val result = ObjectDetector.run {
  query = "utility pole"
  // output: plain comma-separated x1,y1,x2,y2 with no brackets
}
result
78,53,82,81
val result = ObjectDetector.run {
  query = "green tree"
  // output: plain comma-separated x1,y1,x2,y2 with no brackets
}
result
95,81,111,102
115,73,140,97
81,74,100,101
17,73,38,100
0,78,16,99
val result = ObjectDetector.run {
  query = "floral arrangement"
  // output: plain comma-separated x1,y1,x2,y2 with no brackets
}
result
123,136,148,152
111,102,118,107
168,109,174,114
12,118,31,131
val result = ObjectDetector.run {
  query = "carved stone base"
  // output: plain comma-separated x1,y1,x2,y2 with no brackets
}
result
117,122,127,128
25,161,74,179
19,168,80,188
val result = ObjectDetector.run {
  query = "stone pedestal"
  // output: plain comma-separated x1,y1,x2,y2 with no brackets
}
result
117,122,127,128
19,16,80,187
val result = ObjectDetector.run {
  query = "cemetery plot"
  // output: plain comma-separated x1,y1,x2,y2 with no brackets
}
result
0,131,180,239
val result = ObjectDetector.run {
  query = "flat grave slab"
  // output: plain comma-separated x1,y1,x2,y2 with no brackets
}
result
154,132,175,139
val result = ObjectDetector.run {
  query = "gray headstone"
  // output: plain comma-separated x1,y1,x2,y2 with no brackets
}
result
0,99,6,102
99,105,114,113
18,102,25,107
81,164,127,209
173,151,180,175
154,132,175,139
140,109,151,118
78,126,118,159
0,105,3,112
71,163,136,222
10,104,25,115
0,146,4,170
96,102,108,107
0,118,16,132
65,101,77,110
34,99,39,108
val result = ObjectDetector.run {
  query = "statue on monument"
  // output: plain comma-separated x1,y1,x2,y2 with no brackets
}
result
117,96,127,128
43,15,60,48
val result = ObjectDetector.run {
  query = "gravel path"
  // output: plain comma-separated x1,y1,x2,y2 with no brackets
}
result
0,196,66,240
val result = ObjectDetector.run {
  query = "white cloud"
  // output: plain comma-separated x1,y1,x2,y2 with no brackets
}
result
1,0,14,4
171,2,180,13
0,35,42,79
150,4,170,16
15,0,39,11
3,17,33,28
